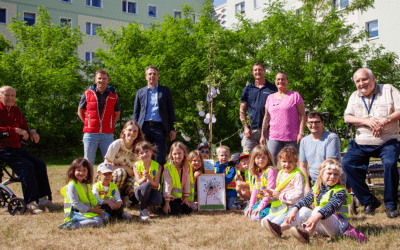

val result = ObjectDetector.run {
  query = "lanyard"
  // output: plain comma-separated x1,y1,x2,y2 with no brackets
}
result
361,94,375,115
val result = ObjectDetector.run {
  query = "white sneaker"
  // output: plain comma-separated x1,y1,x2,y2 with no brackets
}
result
122,211,133,219
139,209,150,220
27,202,44,214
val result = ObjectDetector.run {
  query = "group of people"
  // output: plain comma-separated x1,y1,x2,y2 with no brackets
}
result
0,63,399,244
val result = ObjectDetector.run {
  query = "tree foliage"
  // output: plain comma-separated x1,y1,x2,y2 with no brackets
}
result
0,1,399,154
0,7,87,154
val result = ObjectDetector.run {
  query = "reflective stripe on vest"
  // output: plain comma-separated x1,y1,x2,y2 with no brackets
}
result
93,181,118,200
60,180,98,222
271,167,306,216
164,163,183,199
215,165,236,190
134,160,160,188
312,184,352,219
255,168,271,201
188,162,195,202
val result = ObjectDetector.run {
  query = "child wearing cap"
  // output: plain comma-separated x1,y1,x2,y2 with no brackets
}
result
235,152,251,201
92,162,132,220
197,142,211,159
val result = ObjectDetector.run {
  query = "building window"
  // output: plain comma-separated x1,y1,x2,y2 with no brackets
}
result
122,1,137,14
0,8,6,24
254,0,261,9
235,2,245,15
24,12,36,26
60,18,72,28
367,20,378,39
334,0,349,10
61,0,72,3
86,0,102,8
174,11,181,19
85,52,98,63
148,5,157,18
86,22,101,36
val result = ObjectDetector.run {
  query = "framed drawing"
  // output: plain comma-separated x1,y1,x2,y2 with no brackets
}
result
198,174,226,210
203,159,215,174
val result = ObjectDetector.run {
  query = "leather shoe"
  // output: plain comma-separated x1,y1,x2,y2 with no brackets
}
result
363,198,382,214
386,209,399,218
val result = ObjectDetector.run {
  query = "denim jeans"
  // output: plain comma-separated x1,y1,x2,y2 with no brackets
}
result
226,196,240,210
267,139,299,167
342,139,399,210
243,202,271,221
142,123,167,167
83,133,114,170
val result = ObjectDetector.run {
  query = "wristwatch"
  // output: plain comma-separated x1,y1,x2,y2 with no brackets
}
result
299,132,305,136
387,117,391,122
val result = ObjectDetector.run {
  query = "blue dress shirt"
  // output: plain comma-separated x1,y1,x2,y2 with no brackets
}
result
145,84,162,122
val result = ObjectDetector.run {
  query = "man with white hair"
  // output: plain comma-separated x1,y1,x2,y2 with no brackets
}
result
342,68,400,218
0,86,61,214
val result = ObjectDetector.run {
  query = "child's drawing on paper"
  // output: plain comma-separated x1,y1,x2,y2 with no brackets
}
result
198,174,226,210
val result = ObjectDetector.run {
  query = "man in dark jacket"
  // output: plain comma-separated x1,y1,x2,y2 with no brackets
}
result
133,65,176,167
78,69,121,169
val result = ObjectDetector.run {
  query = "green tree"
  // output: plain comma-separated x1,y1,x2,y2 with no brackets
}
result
0,7,86,154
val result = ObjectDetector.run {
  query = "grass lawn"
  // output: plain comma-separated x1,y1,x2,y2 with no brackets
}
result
1,160,400,250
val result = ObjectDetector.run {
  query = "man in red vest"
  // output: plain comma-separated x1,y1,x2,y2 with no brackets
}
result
78,69,120,170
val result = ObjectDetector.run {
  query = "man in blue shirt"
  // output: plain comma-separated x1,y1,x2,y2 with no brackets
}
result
240,63,277,152
299,111,341,194
133,66,176,167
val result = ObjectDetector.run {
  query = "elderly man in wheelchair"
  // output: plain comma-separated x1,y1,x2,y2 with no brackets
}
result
0,86,61,214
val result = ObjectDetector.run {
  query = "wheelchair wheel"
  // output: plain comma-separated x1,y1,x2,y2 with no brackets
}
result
8,197,26,215
0,187,11,207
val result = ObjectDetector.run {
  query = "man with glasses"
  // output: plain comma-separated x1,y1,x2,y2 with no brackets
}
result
298,111,341,193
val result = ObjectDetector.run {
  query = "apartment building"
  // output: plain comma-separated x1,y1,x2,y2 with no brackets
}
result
214,2,227,29
0,0,206,61
216,0,400,58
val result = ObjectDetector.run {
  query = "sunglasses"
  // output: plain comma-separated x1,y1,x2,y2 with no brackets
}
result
200,150,210,154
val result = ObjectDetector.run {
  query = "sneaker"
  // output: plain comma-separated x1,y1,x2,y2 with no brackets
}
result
343,224,367,243
122,211,133,219
57,218,75,229
265,219,282,238
290,227,310,244
139,209,150,220
363,198,381,214
386,209,399,218
27,202,44,214
37,198,51,211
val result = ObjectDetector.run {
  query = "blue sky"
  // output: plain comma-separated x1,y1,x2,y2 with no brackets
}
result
213,0,227,7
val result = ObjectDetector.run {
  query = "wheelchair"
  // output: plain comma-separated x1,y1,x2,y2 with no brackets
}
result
0,159,26,215
0,132,26,215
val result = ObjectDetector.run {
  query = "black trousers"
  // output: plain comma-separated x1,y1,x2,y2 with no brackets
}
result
0,147,51,204
100,203,124,218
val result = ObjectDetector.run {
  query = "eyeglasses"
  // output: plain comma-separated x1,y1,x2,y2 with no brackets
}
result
307,121,321,125
200,150,210,154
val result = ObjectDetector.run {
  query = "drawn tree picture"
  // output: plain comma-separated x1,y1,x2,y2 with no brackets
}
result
198,174,226,210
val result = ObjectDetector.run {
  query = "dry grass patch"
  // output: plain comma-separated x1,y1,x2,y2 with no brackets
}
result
1,164,400,250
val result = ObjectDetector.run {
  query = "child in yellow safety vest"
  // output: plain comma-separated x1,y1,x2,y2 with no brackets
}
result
264,159,367,244
58,158,104,230
162,142,193,215
243,145,278,221
132,141,163,220
260,147,305,227
92,162,132,220
234,151,252,202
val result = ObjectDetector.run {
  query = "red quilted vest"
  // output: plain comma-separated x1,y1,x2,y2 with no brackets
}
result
82,89,117,133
